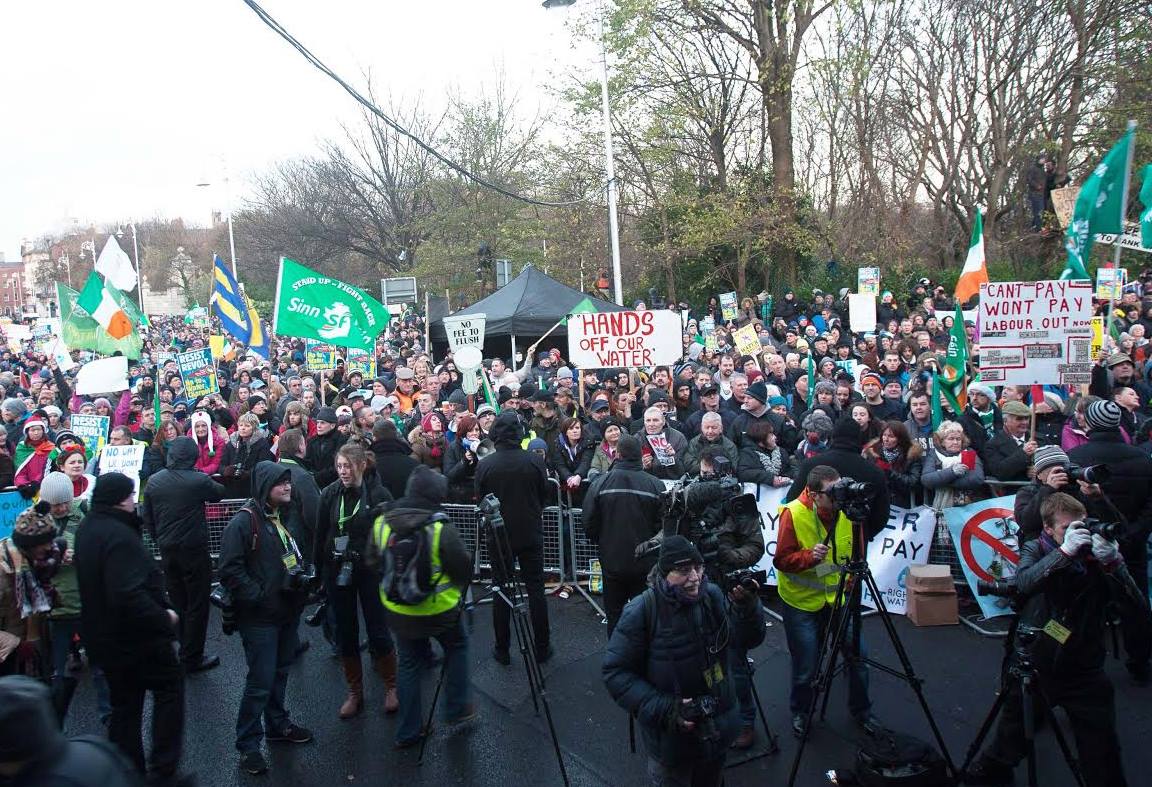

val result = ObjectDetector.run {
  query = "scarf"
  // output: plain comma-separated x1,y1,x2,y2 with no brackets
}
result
798,439,827,459
933,448,961,469
657,575,706,607
755,446,784,476
881,446,901,463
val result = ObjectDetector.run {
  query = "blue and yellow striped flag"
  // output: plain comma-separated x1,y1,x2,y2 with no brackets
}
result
241,285,269,359
210,254,251,344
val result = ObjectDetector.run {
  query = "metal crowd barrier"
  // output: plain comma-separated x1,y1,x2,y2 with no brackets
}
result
144,498,248,561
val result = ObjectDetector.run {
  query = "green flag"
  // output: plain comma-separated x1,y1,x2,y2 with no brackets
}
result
56,281,143,357
930,371,945,431
272,257,390,352
1063,127,1135,280
563,296,598,325
806,354,816,408
1140,163,1152,250
938,305,969,413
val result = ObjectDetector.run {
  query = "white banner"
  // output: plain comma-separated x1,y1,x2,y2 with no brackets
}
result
746,483,932,615
977,280,1093,385
568,310,682,369
99,443,146,498
441,313,487,353
847,294,877,333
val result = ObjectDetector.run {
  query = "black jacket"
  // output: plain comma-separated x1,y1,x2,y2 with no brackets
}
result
76,504,175,671
314,472,394,572
218,461,307,626
371,435,420,500
218,433,276,498
785,419,891,540
982,430,1031,482
305,429,347,490
583,458,665,575
279,456,321,560
474,440,551,552
737,443,792,486
1068,430,1152,557
141,436,226,552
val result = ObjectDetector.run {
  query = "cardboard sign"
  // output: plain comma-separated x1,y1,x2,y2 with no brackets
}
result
441,313,487,353
176,348,218,399
70,414,111,456
568,310,682,369
857,267,880,296
847,294,877,333
99,443,146,498
1095,267,1126,301
74,356,129,395
732,324,761,358
345,347,376,379
700,316,715,336
304,340,338,372
719,292,738,322
977,280,1093,385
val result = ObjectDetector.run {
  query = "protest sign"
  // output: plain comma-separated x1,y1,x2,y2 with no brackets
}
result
70,414,111,456
847,294,877,333
704,334,718,351
731,324,761,358
1091,316,1105,360
304,340,337,371
699,316,715,336
857,267,880,296
99,444,146,497
345,347,376,379
74,356,128,395
273,257,390,352
0,490,31,542
719,291,738,322
441,313,487,353
568,310,682,369
1095,267,1126,301
977,280,1093,385
48,338,76,372
747,484,787,585
942,496,1019,619
861,505,934,615
176,348,218,399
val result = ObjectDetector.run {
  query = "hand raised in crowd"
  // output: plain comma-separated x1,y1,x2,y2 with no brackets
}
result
1022,440,1038,456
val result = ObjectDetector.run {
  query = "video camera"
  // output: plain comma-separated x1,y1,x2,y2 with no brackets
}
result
662,457,759,558
828,476,875,522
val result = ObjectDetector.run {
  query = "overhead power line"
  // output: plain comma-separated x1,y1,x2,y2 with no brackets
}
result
240,0,591,208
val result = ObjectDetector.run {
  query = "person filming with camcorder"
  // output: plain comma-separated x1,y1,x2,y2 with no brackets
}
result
966,493,1148,786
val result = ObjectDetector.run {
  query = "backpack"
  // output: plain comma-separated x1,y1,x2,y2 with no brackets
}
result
380,516,442,606
839,730,948,787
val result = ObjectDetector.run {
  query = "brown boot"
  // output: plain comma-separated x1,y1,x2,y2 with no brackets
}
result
731,726,755,750
339,657,364,719
373,651,400,714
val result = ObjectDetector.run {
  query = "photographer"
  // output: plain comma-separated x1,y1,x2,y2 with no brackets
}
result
218,462,315,775
603,535,765,786
1013,446,1111,544
775,465,879,738
967,493,1145,786
1068,399,1152,682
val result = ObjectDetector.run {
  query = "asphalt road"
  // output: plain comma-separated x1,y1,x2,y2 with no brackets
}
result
62,591,1152,786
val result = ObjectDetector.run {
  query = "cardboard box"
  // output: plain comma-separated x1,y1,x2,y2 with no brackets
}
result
906,564,954,593
906,589,958,626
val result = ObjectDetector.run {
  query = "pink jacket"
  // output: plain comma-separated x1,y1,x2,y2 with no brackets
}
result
188,426,229,475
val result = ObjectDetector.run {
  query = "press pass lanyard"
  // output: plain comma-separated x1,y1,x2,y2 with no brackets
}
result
271,514,303,568
337,495,361,537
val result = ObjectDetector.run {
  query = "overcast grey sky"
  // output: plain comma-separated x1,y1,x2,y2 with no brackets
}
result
0,0,592,261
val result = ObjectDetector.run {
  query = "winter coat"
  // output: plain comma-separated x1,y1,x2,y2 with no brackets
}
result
589,441,618,478
863,439,923,508
408,429,447,472
736,443,792,487
371,436,420,500
304,429,347,490
638,427,689,481
218,461,309,627
141,436,226,552
189,425,229,476
48,503,88,620
218,433,276,498
921,445,986,509
76,504,176,671
548,434,595,505
582,458,665,575
982,430,1031,482
603,581,765,767
314,472,394,573
474,441,551,553
682,433,739,477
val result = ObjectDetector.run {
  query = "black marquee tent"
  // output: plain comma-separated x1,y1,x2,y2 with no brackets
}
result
429,265,625,361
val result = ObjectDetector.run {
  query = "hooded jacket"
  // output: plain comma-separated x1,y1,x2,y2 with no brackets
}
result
371,435,420,499
217,461,306,626
474,414,551,551
369,467,472,640
582,457,665,575
141,436,226,552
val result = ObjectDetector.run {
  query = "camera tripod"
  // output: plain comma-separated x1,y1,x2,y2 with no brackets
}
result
958,619,1086,787
787,519,956,786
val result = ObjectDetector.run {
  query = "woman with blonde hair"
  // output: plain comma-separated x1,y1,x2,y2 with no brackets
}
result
921,420,985,509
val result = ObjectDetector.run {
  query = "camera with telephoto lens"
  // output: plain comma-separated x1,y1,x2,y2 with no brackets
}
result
209,583,237,635
1064,463,1110,485
283,563,320,594
828,476,876,522
976,578,1018,599
1075,517,1123,541
680,695,721,742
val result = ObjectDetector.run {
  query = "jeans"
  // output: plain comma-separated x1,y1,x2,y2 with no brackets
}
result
48,618,111,722
729,646,755,727
236,620,298,754
327,563,394,658
646,755,725,787
982,670,1126,787
782,603,870,717
394,618,471,744
161,545,212,667
1028,192,1047,231
103,640,185,778
490,544,549,653
603,571,648,638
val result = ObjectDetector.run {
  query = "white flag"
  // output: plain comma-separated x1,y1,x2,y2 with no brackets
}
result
95,236,138,292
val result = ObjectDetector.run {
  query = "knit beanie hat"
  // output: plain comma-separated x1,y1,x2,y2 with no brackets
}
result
801,411,834,438
53,429,83,450
90,472,136,508
659,535,704,574
1085,400,1122,432
527,437,548,452
1032,446,1069,475
315,407,338,424
12,504,57,550
38,472,75,506
190,410,215,455
53,444,86,470
1,398,26,418
421,411,447,434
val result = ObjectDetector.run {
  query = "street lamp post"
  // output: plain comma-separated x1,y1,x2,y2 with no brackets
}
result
197,166,239,278
543,0,624,305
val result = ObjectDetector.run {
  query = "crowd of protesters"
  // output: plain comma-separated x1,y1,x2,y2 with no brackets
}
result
2,272,1152,783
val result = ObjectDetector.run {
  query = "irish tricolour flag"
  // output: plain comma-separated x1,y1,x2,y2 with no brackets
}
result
77,272,133,339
